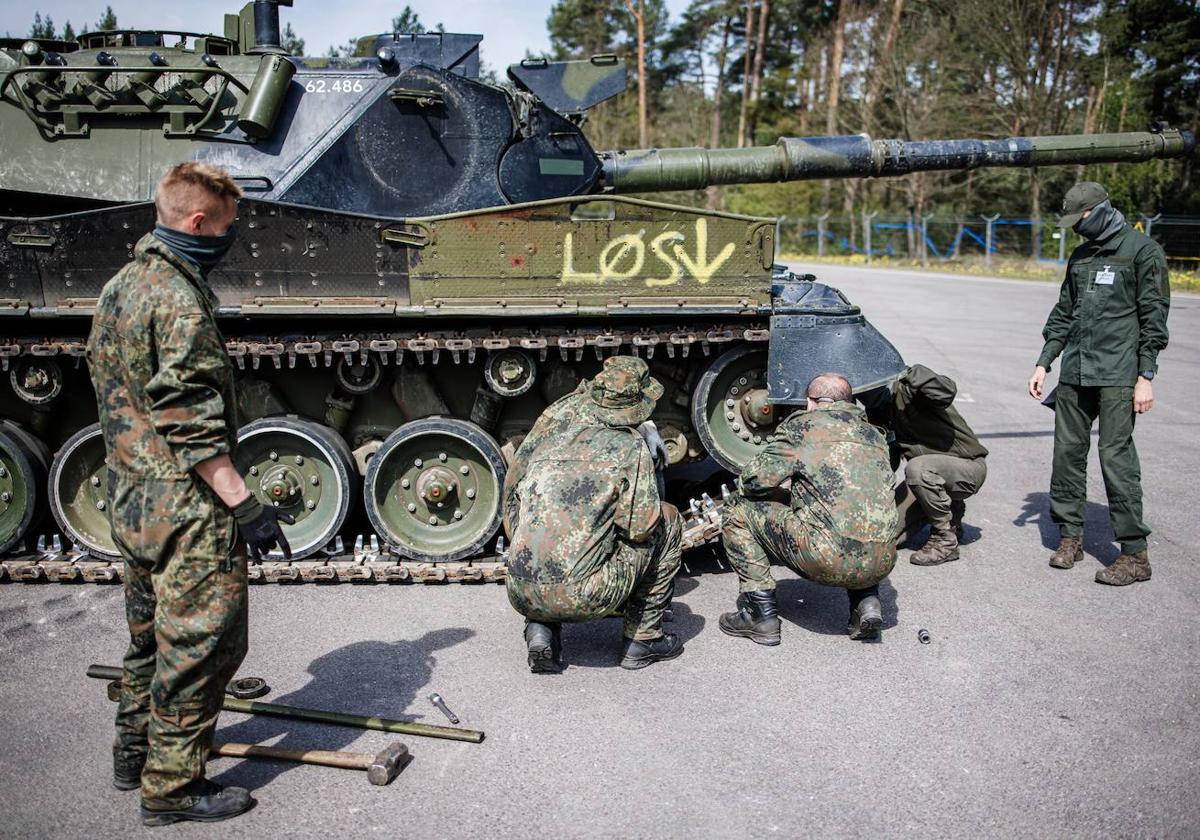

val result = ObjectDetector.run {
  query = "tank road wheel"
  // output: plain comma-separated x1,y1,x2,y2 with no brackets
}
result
364,418,506,562
0,421,50,554
235,417,357,560
48,423,119,557
691,345,785,473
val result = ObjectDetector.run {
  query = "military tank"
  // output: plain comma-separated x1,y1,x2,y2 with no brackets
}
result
0,1,1193,583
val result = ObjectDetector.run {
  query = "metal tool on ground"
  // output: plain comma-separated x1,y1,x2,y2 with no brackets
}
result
428,693,460,725
918,629,931,644
88,664,485,744
211,741,408,786
87,665,271,700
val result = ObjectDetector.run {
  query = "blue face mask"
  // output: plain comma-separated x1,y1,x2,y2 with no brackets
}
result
153,223,238,272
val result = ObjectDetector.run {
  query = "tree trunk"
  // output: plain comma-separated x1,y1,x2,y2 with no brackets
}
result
821,0,847,212
624,0,648,148
747,0,770,142
707,15,733,209
862,0,904,132
736,1,757,148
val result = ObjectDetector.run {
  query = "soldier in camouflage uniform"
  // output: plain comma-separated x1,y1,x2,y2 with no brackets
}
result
505,356,683,672
719,373,898,644
87,163,291,826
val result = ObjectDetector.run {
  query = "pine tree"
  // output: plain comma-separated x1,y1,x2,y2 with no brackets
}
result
281,22,304,55
96,6,117,31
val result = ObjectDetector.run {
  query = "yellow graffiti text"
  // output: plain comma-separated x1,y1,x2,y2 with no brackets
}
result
561,219,736,287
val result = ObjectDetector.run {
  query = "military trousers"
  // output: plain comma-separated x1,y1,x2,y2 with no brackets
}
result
506,503,682,641
1050,383,1149,553
108,472,247,810
904,453,987,527
722,497,896,593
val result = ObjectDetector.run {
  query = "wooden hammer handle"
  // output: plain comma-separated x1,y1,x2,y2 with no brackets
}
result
212,741,371,771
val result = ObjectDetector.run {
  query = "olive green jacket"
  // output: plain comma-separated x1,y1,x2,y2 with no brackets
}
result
891,365,987,461
1036,224,1170,386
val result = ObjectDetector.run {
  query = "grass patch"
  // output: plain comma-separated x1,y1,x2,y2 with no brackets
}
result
780,253,1200,292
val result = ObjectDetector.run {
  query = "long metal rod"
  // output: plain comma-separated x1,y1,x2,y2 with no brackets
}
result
87,664,484,744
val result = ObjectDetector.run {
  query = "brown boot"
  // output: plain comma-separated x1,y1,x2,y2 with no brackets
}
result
911,524,960,566
1095,550,1151,586
1049,536,1083,569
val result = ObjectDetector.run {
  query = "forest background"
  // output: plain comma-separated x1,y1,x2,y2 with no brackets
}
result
17,1,1200,263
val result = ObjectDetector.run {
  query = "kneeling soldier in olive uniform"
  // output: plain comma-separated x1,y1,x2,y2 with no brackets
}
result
720,373,898,643
891,365,988,566
505,357,683,672
88,163,291,826
1029,182,1169,585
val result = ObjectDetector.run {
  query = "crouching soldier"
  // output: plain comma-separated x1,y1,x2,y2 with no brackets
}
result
719,373,898,643
890,364,988,565
504,357,683,672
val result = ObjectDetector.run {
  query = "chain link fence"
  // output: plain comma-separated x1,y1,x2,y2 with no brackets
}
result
777,213,1200,268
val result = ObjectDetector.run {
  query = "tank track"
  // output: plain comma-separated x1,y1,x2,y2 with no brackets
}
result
0,495,726,585
2,322,745,585
0,321,770,372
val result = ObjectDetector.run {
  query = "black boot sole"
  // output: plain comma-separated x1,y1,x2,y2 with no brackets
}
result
717,614,781,646
848,614,882,640
619,643,685,670
113,775,141,792
140,799,256,827
527,647,564,674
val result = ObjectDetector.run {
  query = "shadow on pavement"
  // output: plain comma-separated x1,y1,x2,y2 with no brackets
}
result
775,575,899,638
562,576,707,670
209,626,473,791
1013,491,1120,565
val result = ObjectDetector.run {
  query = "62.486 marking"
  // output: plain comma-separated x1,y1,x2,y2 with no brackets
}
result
304,78,366,94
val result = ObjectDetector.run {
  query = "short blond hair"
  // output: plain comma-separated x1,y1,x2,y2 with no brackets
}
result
154,162,242,226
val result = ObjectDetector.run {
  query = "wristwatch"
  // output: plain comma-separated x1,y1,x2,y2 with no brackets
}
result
1139,370,1155,381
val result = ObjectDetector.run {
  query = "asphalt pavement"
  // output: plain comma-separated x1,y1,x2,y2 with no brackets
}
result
1,264,1197,839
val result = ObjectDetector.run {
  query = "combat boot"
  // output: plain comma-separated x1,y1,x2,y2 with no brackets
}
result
1049,536,1083,569
113,758,144,792
950,499,966,540
619,634,684,670
524,620,564,674
718,590,781,646
847,587,882,640
911,523,960,566
140,781,255,826
1095,550,1151,586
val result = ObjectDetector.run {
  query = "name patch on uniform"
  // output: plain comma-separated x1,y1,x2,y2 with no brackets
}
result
1095,265,1116,285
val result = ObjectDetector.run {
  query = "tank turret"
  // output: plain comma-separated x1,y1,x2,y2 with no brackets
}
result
0,3,1193,217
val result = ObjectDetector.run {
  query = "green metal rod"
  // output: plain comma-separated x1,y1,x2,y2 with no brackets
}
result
87,664,484,744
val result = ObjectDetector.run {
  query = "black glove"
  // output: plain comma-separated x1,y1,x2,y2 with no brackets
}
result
232,495,294,562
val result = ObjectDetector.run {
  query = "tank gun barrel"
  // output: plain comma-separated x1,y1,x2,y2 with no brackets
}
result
600,129,1196,193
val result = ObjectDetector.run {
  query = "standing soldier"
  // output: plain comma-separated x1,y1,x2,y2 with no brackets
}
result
719,373,898,644
87,163,291,825
505,356,683,672
1028,182,1170,585
890,364,989,566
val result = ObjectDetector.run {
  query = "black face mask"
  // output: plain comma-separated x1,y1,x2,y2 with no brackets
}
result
153,223,238,272
1072,199,1125,242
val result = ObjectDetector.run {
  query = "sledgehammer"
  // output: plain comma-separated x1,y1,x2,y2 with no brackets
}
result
211,741,408,786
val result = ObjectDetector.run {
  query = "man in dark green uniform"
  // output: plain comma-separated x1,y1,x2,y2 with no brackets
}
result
719,373,898,644
1028,182,1170,585
890,365,988,566
88,163,292,825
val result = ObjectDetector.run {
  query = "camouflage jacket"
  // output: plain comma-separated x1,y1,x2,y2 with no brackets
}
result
502,379,592,535
507,422,660,584
86,234,238,479
737,402,896,544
